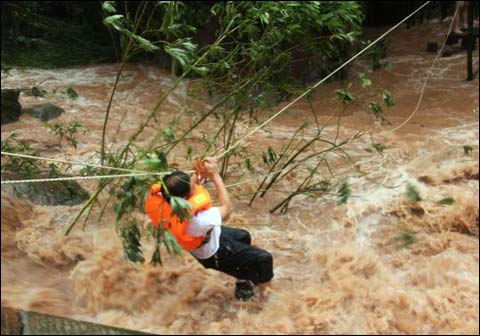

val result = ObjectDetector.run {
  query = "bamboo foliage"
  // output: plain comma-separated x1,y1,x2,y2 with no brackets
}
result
54,1,377,265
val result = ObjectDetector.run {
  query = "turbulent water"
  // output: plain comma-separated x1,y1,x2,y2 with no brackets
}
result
1,21,479,334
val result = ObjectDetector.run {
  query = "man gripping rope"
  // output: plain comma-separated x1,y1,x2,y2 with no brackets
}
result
145,157,273,300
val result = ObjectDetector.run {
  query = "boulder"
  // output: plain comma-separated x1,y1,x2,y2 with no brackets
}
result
1,89,22,125
23,103,65,122
1,172,89,206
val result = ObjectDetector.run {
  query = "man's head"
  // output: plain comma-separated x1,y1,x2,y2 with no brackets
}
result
161,171,194,201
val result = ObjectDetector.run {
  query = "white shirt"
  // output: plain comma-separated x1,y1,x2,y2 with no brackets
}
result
186,207,222,259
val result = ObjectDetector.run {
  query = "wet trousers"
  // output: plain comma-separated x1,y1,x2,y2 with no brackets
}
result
194,227,273,284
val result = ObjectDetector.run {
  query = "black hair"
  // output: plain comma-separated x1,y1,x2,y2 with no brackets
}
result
161,170,191,202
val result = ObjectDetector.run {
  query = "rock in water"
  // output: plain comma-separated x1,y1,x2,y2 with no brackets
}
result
23,103,65,122
1,173,89,206
1,89,22,125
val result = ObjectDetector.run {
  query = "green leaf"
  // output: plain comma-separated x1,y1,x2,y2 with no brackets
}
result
335,89,355,104
164,38,198,68
130,33,160,52
245,157,254,173
192,66,209,76
120,222,145,263
113,201,124,220
262,146,277,165
318,180,331,192
165,47,189,67
382,90,394,108
359,73,371,88
337,181,351,205
103,15,124,31
406,183,422,202
102,1,117,14
262,152,268,165
170,196,193,223
47,163,61,178
373,143,385,153
143,158,165,172
396,231,416,246
150,244,162,266
32,86,47,97
164,231,182,255
154,150,168,170
66,88,78,99
259,12,270,25
162,128,175,142
369,102,383,116
210,3,220,16
186,147,193,161
268,146,277,163
438,197,455,205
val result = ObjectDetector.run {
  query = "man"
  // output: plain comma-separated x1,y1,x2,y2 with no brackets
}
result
146,157,273,300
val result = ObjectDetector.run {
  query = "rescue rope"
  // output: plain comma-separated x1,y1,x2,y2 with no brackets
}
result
1,151,164,175
379,0,460,135
216,1,431,160
0,151,194,184
0,173,152,184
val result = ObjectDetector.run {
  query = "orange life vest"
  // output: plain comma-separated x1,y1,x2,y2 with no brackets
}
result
145,183,212,251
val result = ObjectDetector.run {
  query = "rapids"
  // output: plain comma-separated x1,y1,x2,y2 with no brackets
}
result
1,20,479,334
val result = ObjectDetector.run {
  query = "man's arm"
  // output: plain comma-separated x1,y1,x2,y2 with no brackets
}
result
203,157,233,221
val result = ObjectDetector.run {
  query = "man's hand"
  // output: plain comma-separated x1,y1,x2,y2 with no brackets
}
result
203,157,219,178
194,157,232,220
194,157,219,180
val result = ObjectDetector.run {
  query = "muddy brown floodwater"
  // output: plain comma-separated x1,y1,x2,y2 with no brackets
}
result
1,20,479,334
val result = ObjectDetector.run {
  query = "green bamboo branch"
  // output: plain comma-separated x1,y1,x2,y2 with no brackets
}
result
270,156,326,214
248,123,308,205
202,107,237,157
220,107,241,178
67,13,241,236
259,135,321,198
165,67,269,156
100,61,127,165
116,18,239,165
257,131,364,201
100,1,150,165
64,181,108,235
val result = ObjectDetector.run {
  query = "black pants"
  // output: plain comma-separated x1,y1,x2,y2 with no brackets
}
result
194,227,274,285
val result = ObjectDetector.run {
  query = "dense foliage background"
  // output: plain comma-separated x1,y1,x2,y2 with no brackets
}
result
1,1,363,92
